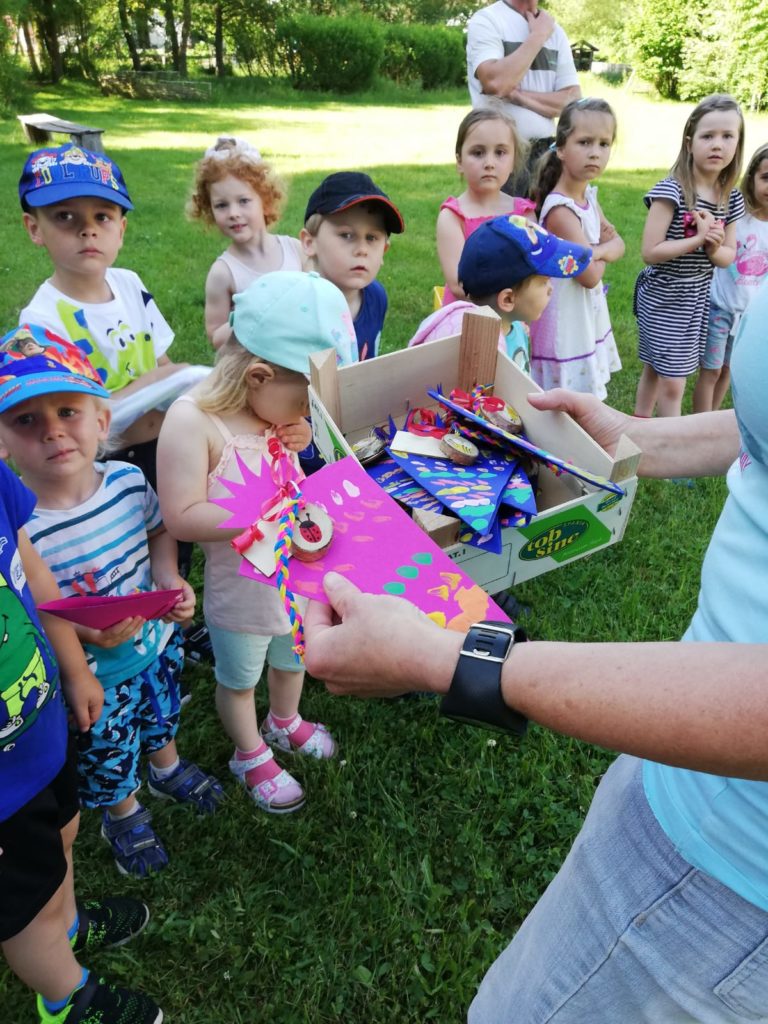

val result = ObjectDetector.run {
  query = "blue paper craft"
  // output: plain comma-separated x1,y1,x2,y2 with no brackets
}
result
500,467,537,516
458,514,504,554
386,444,516,534
428,388,625,497
366,456,445,514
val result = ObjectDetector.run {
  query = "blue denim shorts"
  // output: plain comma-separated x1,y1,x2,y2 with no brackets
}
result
702,303,738,370
75,628,184,807
206,624,301,691
469,755,768,1024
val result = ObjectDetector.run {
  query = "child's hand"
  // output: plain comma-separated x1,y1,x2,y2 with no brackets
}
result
276,419,313,452
704,218,725,252
161,578,196,624
599,220,617,243
692,209,716,242
81,616,145,649
61,668,104,732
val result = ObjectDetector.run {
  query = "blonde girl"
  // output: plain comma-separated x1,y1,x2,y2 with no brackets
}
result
693,142,768,412
157,272,356,814
188,137,305,349
529,97,624,399
437,108,535,304
634,95,745,418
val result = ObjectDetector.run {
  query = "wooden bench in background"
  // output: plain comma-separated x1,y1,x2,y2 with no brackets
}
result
17,113,105,152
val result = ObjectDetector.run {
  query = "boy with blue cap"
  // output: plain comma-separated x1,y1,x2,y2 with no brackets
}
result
409,214,592,374
0,326,223,886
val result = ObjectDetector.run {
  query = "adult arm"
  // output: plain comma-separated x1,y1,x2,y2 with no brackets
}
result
473,8,558,98
436,207,469,300
304,574,768,780
20,528,103,731
508,84,581,119
527,388,740,478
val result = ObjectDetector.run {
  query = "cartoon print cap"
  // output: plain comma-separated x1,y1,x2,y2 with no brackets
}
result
304,171,404,234
19,144,134,211
230,271,358,373
0,325,110,414
458,215,592,297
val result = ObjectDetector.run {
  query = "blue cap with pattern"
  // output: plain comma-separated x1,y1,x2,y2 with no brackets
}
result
19,144,134,211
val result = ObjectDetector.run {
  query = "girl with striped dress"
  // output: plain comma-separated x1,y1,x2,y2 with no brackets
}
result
634,95,745,418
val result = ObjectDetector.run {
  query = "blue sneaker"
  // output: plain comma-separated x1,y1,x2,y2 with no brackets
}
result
37,974,163,1024
148,759,225,814
72,897,150,953
101,806,169,878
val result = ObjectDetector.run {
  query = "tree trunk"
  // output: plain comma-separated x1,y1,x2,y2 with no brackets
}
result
163,0,180,71
22,20,41,78
178,0,191,76
35,6,63,83
214,3,224,76
118,0,142,71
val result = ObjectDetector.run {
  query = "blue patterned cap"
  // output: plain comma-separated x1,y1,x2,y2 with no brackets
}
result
230,272,358,373
19,144,134,210
459,215,592,296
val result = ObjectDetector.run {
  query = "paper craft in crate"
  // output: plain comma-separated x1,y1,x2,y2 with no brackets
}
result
430,388,626,496
212,454,510,630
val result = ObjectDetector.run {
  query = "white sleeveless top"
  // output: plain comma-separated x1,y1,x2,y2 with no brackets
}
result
214,235,303,294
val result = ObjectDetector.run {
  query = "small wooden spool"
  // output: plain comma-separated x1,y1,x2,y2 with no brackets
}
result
484,400,524,435
440,434,479,466
292,502,334,562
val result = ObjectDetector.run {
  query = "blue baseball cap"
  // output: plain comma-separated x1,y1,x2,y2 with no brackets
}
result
0,325,109,414
458,215,592,296
19,144,134,211
304,172,404,234
231,272,358,373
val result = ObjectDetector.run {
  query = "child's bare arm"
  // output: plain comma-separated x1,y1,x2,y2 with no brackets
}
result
205,260,235,349
156,399,241,542
275,419,313,452
110,360,191,400
705,218,737,268
19,529,103,731
641,199,712,264
436,208,469,299
592,202,625,263
147,526,195,623
545,205,605,288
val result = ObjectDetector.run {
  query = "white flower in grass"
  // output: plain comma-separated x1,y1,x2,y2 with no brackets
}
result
224,971,231,982
486,738,497,748
350,810,358,819
339,759,348,767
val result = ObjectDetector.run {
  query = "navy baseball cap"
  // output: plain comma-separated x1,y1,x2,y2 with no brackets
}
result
304,172,404,234
19,144,134,211
459,215,592,296
0,325,109,414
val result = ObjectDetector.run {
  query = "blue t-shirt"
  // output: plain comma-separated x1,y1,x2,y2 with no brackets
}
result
643,278,768,911
354,280,387,360
0,462,66,822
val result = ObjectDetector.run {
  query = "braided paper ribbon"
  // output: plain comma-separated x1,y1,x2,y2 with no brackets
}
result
231,437,306,662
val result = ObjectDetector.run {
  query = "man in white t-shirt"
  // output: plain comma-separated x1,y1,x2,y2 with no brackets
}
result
466,0,580,193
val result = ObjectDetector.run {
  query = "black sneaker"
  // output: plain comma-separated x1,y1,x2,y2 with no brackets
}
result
37,975,163,1024
182,622,214,666
72,897,150,954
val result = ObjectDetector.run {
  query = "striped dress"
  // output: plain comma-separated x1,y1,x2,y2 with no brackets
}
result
634,178,744,377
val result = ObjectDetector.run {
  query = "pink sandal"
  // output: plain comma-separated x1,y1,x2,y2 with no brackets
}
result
260,712,337,760
228,748,305,814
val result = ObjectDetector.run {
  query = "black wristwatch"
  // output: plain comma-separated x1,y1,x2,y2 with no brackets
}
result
440,621,528,736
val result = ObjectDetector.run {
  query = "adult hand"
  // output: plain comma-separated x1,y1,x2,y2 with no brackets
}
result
304,572,459,698
526,7,555,41
527,389,632,457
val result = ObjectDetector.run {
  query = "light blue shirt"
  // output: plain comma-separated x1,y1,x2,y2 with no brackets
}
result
643,279,768,911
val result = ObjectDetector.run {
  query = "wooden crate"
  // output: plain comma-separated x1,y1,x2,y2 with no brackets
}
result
309,308,640,588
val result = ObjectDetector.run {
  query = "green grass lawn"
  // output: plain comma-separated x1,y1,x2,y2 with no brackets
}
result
0,75,762,1022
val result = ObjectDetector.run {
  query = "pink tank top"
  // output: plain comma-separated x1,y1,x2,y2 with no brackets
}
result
182,398,302,636
440,195,536,305
214,235,302,294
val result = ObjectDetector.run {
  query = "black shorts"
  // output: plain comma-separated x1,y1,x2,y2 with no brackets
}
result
0,738,80,942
